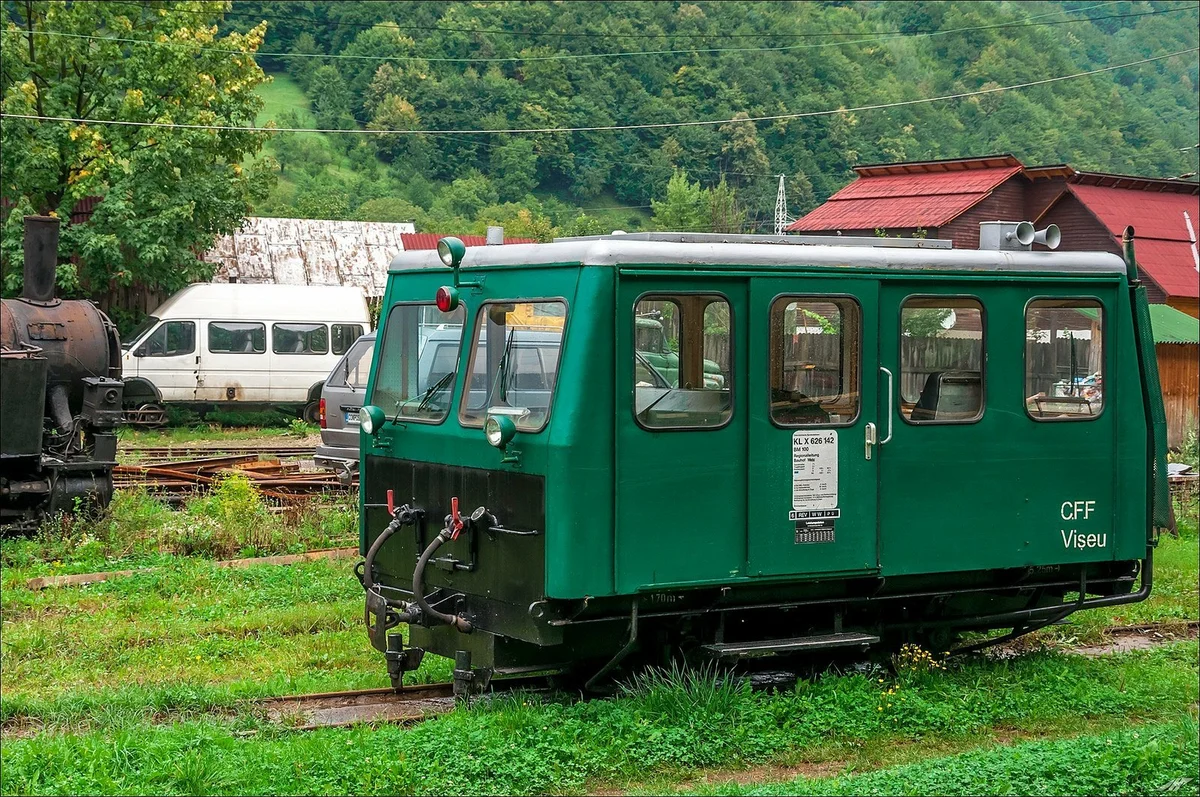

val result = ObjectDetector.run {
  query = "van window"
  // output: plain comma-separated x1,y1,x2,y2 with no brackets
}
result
899,297,984,423
141,321,196,357
633,294,732,430
273,323,329,355
770,298,860,426
208,322,266,354
327,338,375,390
1025,300,1104,420
459,301,566,432
124,315,160,350
372,303,466,423
332,324,364,356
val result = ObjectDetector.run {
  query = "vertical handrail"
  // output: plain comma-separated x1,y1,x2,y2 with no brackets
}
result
879,366,894,444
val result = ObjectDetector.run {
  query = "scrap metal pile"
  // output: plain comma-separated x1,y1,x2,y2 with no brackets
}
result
115,447,354,503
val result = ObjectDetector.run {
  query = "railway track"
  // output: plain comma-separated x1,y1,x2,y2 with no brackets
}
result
256,677,549,729
257,621,1199,730
114,448,353,502
119,444,316,463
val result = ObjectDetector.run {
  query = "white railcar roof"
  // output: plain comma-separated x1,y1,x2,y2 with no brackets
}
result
388,232,1127,277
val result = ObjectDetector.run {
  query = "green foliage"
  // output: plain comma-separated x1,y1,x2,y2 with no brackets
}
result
238,0,1195,233
1,1,276,299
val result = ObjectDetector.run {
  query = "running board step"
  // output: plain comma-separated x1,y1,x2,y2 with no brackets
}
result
703,632,880,658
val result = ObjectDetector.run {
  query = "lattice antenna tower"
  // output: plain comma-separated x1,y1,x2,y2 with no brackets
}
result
773,174,792,235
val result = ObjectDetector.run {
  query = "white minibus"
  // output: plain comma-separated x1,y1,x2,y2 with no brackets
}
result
121,283,371,423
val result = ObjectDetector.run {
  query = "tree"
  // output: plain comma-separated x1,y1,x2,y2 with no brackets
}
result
489,139,538,202
1,2,274,301
650,170,708,231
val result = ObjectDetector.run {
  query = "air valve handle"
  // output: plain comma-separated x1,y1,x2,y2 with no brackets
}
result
450,496,463,540
387,489,395,516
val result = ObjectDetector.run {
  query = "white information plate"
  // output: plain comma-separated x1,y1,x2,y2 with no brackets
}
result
791,430,838,514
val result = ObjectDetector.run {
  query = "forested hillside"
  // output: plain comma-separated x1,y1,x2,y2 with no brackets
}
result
231,0,1199,234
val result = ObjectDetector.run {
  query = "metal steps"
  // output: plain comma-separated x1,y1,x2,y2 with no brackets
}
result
703,631,880,658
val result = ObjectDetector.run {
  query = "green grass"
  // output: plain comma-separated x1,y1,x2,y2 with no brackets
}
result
675,717,1199,796
1,642,1196,795
2,489,1195,794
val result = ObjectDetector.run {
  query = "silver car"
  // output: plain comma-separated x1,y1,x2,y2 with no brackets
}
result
314,332,375,480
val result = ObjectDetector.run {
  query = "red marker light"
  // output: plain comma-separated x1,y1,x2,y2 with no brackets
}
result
435,285,459,313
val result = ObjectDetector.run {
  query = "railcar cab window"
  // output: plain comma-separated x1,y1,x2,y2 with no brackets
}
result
208,322,266,354
899,297,984,423
633,295,732,429
770,298,860,426
140,320,195,357
1025,300,1104,420
331,324,365,356
459,301,566,432
372,303,466,423
272,323,329,355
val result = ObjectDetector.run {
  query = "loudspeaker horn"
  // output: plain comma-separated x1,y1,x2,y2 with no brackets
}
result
1032,224,1061,249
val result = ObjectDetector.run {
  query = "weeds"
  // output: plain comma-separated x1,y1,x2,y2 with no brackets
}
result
1,476,356,572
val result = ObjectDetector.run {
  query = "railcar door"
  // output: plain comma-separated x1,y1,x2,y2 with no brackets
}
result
747,278,880,577
615,275,747,591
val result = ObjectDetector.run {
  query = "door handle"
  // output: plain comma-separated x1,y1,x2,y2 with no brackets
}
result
864,422,877,460
879,366,894,444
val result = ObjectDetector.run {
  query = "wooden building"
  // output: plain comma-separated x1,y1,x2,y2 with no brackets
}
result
789,155,1199,447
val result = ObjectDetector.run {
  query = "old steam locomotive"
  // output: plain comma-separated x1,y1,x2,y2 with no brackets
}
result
1,216,124,531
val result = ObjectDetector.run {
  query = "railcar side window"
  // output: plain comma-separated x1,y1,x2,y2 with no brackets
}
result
634,294,732,430
272,323,329,355
1025,300,1104,420
332,323,365,355
770,298,860,426
459,301,566,432
899,297,984,424
208,322,266,354
141,321,195,357
372,303,466,423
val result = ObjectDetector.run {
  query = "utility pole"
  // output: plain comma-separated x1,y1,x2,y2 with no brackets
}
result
774,174,790,235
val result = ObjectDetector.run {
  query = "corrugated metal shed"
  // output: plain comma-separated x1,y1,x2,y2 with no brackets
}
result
203,221,537,297
204,217,417,297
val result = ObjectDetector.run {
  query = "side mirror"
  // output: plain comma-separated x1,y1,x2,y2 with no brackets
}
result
134,344,148,357
359,405,386,436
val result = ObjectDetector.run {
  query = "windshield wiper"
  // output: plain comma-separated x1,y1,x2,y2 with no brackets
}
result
483,328,518,408
416,370,457,413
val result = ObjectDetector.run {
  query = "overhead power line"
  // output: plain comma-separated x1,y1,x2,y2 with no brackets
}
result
7,5,1196,65
110,0,1180,42
3,48,1195,136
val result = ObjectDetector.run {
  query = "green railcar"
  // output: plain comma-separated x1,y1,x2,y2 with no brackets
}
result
357,224,1170,694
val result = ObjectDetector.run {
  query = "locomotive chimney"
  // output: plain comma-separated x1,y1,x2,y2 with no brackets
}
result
22,215,60,303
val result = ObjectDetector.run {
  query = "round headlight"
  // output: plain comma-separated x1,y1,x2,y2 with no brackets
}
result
359,405,386,436
436,236,466,268
484,415,516,449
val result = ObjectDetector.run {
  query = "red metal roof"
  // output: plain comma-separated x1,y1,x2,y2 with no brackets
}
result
399,233,537,250
787,165,1022,232
1065,183,1199,298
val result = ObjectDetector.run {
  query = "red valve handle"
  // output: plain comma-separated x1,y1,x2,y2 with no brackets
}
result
387,489,395,516
450,496,464,540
